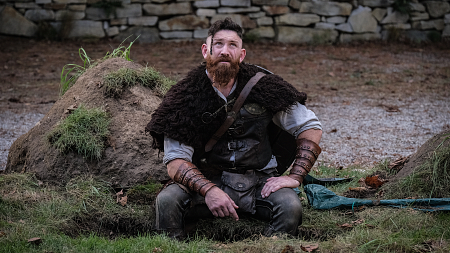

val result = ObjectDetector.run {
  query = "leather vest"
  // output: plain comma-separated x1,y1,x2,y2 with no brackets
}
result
200,100,274,173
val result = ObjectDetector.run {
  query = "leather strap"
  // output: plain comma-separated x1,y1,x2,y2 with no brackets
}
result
205,72,266,152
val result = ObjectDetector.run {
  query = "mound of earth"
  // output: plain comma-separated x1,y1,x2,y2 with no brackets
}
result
5,58,169,187
394,128,450,181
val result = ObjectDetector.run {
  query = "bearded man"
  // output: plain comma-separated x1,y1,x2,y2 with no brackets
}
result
146,18,322,239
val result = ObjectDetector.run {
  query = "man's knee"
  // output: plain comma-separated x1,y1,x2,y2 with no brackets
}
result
156,184,190,210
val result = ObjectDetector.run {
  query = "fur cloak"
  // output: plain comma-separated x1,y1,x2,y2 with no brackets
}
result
145,62,307,154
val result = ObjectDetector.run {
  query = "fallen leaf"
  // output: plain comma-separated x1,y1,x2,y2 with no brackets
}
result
28,237,42,245
388,156,409,170
352,219,365,225
281,245,295,253
19,219,25,224
328,128,337,133
365,175,385,188
349,187,368,192
338,223,353,229
300,243,319,252
365,224,375,228
116,189,124,203
328,72,335,77
152,247,162,252
119,196,127,206
0,231,6,237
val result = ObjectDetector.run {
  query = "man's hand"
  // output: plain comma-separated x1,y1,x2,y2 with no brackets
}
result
204,186,239,221
261,175,300,198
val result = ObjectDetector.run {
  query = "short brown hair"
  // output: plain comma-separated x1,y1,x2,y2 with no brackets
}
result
208,17,243,39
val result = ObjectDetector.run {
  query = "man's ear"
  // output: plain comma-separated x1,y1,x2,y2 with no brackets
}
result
239,48,246,63
201,44,208,59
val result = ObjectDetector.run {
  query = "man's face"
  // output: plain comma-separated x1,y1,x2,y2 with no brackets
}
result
202,30,246,86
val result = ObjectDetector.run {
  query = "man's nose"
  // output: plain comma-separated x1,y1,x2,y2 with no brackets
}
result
220,45,230,56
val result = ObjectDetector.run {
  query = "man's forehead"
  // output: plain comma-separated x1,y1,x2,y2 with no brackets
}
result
207,30,242,43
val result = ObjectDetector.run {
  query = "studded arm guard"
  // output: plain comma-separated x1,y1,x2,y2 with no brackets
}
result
288,138,322,184
173,161,216,197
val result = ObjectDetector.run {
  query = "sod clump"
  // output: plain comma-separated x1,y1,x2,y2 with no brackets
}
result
103,66,175,97
46,105,110,160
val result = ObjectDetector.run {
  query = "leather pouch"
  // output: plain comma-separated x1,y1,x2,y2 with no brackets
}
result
221,170,258,214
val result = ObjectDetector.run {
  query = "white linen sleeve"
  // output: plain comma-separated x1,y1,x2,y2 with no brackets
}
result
272,102,322,138
163,136,195,165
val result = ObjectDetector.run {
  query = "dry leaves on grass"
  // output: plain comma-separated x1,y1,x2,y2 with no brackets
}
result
300,243,319,252
281,245,295,253
365,175,386,188
28,237,42,245
388,156,410,170
337,223,353,229
116,189,127,206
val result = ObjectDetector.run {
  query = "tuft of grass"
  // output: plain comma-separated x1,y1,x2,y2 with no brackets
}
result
60,47,92,96
103,66,176,97
60,37,138,96
385,143,450,199
46,105,110,160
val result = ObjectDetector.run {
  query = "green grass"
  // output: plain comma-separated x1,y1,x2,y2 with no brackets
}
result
103,66,176,97
60,37,138,96
1,158,450,252
46,105,110,160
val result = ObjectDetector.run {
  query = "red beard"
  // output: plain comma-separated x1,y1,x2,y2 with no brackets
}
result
206,54,240,86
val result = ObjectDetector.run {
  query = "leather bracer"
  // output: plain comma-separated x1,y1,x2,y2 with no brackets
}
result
288,138,322,183
173,161,216,197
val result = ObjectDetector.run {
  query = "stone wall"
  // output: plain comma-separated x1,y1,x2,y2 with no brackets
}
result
1,0,449,43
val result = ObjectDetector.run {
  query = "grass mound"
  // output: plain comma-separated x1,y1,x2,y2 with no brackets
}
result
46,105,110,160
103,67,175,97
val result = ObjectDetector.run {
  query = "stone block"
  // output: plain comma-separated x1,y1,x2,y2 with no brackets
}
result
300,2,353,16
55,10,85,20
160,31,193,39
277,26,338,43
262,5,289,15
358,0,393,7
371,8,386,22
152,0,170,2
381,11,409,24
35,0,51,4
315,22,335,30
335,23,353,33
68,20,105,38
128,16,157,26
24,9,55,21
246,26,275,38
143,2,191,16
383,23,411,30
0,6,38,37
443,25,450,37
103,21,109,29
221,0,250,7
111,18,127,25
257,16,273,26
276,13,320,26
196,8,216,17
339,32,380,43
43,3,66,10
242,15,257,28
326,16,346,24
119,25,128,31
409,3,425,12
114,26,160,43
15,2,39,8
349,6,377,33
86,7,113,20
218,7,260,14
122,0,131,4
159,15,209,31
131,0,151,2
424,1,450,18
445,14,450,24
288,0,300,10
412,19,445,30
116,4,142,18
211,14,242,26
68,4,86,11
194,0,219,8
106,26,119,36
410,12,429,22
194,28,208,38
53,0,86,4
248,11,265,18
252,0,288,5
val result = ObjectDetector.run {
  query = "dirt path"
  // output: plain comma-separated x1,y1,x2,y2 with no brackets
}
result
1,37,449,170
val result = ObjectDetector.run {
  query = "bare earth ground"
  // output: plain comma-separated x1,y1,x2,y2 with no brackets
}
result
0,36,449,171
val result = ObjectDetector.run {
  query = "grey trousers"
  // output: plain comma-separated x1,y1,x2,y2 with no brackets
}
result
155,172,302,238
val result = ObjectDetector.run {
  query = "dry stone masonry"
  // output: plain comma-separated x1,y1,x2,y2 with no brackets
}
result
1,0,449,43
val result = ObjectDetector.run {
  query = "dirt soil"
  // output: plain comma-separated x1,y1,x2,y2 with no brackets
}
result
1,36,450,181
